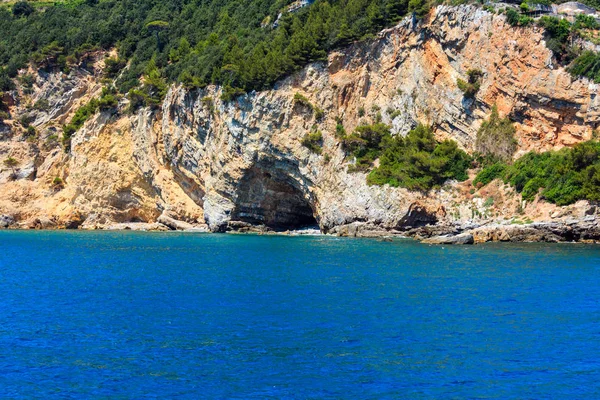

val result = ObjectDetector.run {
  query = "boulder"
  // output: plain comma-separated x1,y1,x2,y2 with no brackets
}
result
421,232,474,245
104,222,169,231
158,213,194,231
0,214,15,228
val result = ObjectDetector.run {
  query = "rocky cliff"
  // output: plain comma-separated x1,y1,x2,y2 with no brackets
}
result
1,5,599,240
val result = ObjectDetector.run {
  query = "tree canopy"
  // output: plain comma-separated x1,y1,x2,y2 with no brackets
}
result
0,0,415,99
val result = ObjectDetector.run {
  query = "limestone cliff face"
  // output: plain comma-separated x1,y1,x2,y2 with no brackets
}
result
0,5,598,233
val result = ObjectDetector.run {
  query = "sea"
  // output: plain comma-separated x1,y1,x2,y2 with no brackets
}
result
0,231,599,398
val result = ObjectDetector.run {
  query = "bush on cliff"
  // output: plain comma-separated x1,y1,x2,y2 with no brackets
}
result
341,122,471,191
457,69,483,99
535,14,600,79
367,124,471,191
505,9,533,27
570,51,600,83
342,122,390,172
62,87,120,148
473,140,600,205
293,93,325,120
473,162,506,187
476,105,517,163
301,130,323,154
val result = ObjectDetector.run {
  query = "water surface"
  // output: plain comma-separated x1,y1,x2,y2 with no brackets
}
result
0,231,599,398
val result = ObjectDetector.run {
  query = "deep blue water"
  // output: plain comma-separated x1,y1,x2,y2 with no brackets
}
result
0,231,600,398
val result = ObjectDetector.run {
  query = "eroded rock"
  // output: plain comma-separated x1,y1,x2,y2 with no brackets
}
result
422,232,474,245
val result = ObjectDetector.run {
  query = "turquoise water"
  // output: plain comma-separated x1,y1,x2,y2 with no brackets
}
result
0,231,599,398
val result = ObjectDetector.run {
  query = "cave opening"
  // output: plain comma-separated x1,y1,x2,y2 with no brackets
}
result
230,166,319,231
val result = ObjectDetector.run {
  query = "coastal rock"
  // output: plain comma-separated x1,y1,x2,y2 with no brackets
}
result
158,213,195,231
104,222,169,231
64,212,85,229
470,223,588,243
421,232,474,245
22,217,57,230
0,214,15,228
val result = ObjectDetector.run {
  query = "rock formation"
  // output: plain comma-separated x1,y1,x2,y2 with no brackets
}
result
0,5,598,240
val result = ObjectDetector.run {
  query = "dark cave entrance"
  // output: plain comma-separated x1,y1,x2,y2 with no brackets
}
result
230,166,318,231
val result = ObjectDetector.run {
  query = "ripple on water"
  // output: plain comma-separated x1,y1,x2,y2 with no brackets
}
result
0,231,599,398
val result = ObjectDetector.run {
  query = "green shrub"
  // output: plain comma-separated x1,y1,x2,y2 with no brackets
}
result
505,9,520,26
573,13,599,30
0,111,9,122
537,16,573,60
473,162,507,187
52,176,64,190
104,57,127,78
221,85,246,102
301,130,323,154
61,91,116,147
201,96,215,113
481,140,600,205
33,98,50,111
519,15,534,26
314,107,324,120
570,51,600,83
342,122,390,171
179,70,206,90
141,59,168,105
341,123,470,191
457,69,483,99
3,156,18,170
367,124,471,191
335,123,346,138
97,95,118,110
476,105,517,162
294,93,324,120
388,109,402,119
457,79,479,98
294,93,312,108
505,8,533,27
483,197,494,207
127,89,147,112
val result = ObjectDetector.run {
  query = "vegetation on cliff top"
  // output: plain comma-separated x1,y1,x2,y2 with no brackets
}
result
0,0,419,102
505,11,600,82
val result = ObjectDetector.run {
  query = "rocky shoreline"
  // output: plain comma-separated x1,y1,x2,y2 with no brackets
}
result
2,212,598,244
415,219,600,244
